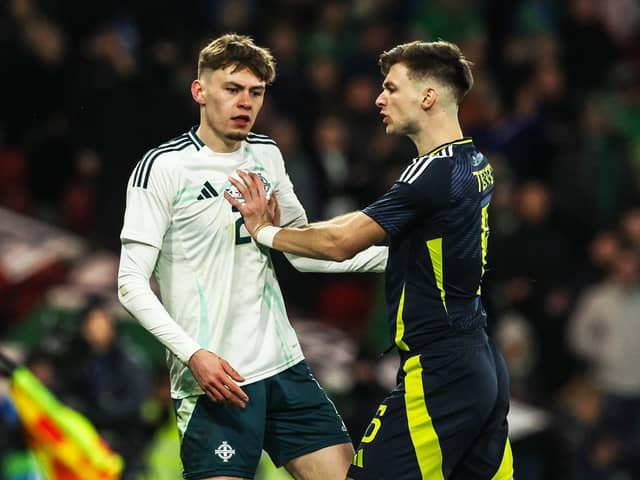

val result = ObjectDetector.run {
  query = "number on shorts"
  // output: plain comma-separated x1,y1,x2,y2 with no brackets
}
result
361,404,387,444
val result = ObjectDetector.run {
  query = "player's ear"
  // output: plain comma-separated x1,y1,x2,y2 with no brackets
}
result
421,87,437,110
191,79,206,105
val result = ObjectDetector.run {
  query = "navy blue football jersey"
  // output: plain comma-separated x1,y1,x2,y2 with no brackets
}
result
363,139,494,353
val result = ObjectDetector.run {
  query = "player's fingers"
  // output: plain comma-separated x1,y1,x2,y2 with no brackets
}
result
216,381,247,408
222,360,245,383
229,176,249,198
248,172,265,200
237,170,258,198
204,385,225,404
224,191,243,211
225,380,249,405
235,170,256,197
239,171,260,202
267,193,278,212
268,194,281,226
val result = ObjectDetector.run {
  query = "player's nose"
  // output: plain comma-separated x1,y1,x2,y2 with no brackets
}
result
238,91,251,109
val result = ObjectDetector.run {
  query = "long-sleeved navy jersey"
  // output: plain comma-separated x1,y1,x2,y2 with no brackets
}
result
363,138,494,354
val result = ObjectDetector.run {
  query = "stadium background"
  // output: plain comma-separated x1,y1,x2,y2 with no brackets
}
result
1,0,639,478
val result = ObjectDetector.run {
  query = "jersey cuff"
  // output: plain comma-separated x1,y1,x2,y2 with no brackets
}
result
361,209,391,234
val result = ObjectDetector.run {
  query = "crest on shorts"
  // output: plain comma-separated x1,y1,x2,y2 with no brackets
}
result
214,441,236,462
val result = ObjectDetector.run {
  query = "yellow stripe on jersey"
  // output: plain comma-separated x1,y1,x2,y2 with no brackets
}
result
394,285,410,351
426,238,447,314
404,355,444,480
478,204,490,295
491,438,514,480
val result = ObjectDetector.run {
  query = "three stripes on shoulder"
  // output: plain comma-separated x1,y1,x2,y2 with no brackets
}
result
132,132,277,190
132,134,191,189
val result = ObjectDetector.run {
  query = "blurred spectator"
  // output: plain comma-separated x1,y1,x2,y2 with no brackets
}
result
579,230,623,288
265,117,322,221
136,368,182,480
553,375,605,479
410,0,484,44
302,1,352,60
493,181,575,395
302,56,341,127
568,248,640,477
61,149,100,237
495,311,541,403
619,208,640,253
0,149,29,213
266,21,304,116
312,115,354,217
337,347,388,445
559,0,620,93
56,300,150,480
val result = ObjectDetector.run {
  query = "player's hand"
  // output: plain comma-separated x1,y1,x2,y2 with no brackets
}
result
268,192,280,227
225,170,275,236
188,349,249,408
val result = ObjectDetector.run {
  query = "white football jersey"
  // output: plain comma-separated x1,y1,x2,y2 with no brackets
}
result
121,127,307,398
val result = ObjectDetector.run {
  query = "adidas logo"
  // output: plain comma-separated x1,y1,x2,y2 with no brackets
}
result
197,181,219,200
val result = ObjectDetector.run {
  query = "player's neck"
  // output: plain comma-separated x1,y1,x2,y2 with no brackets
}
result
196,123,242,154
411,112,464,157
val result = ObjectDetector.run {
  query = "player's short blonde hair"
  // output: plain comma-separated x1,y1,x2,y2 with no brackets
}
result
379,40,473,104
198,33,276,83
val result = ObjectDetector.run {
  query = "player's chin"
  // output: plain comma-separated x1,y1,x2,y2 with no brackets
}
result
226,131,249,141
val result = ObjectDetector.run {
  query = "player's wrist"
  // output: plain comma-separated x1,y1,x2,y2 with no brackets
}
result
255,225,281,248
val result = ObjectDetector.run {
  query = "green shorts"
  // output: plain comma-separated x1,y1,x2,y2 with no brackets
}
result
173,360,351,479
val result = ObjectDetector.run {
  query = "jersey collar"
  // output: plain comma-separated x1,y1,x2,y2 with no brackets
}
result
188,126,205,151
425,137,473,157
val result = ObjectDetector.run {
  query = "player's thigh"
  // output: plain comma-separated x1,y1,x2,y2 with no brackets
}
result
451,341,513,480
263,360,352,472
174,383,267,480
348,347,500,480
284,442,354,480
347,388,423,480
450,435,513,480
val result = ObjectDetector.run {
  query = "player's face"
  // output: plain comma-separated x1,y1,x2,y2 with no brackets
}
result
375,63,424,136
198,66,266,143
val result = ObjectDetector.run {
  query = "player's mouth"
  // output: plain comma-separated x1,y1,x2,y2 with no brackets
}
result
231,115,251,127
380,113,390,124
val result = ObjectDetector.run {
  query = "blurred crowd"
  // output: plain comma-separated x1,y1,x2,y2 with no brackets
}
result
1,0,640,479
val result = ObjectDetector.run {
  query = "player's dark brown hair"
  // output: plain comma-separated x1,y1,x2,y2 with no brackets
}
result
379,40,473,104
198,33,276,83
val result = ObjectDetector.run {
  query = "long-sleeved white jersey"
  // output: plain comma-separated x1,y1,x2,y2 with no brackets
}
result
118,128,387,398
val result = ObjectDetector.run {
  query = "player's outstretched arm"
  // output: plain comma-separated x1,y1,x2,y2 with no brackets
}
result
118,241,249,408
225,170,386,261
284,245,388,273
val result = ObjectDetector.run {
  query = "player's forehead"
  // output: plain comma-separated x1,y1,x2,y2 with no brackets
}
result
207,65,266,88
383,63,412,88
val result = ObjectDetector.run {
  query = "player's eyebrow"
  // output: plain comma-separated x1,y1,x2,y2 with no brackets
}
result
383,80,396,90
224,81,265,93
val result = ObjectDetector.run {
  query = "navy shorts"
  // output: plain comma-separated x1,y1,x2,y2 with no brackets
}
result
348,336,513,480
174,360,351,479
